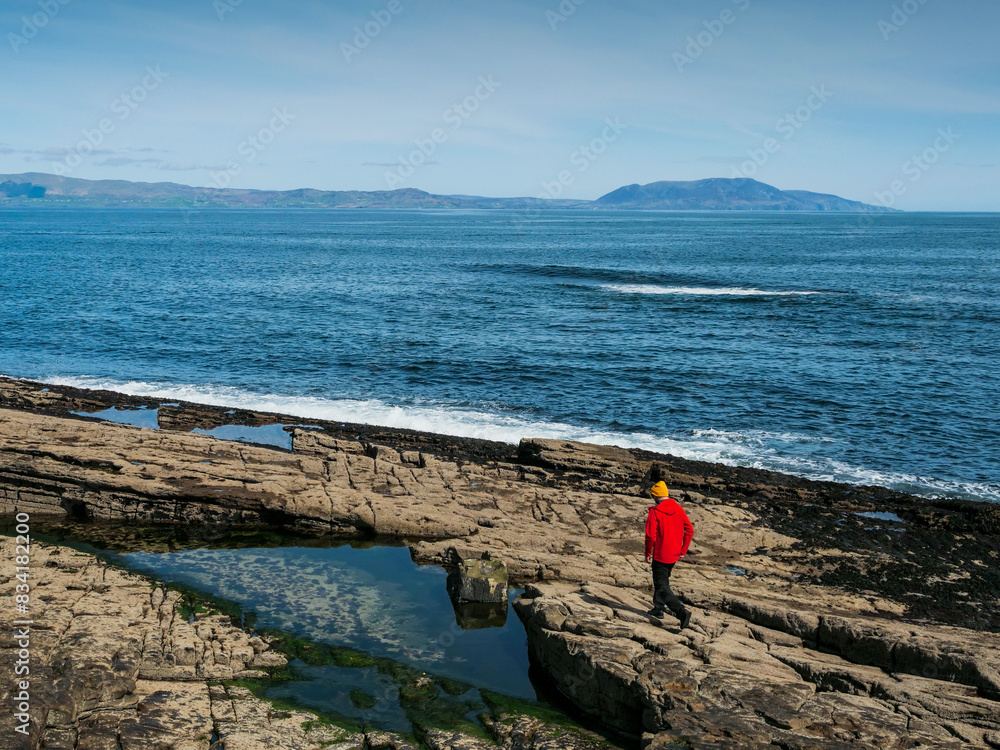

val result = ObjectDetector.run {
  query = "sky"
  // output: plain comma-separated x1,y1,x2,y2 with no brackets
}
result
1,0,998,210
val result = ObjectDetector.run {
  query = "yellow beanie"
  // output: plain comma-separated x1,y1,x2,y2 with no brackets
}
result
650,481,670,498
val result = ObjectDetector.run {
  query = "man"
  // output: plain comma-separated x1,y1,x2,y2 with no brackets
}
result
644,481,694,629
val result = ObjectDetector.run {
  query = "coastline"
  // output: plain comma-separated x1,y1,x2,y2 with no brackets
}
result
2,376,999,748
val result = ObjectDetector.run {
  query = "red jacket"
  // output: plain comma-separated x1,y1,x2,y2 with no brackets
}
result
645,497,694,564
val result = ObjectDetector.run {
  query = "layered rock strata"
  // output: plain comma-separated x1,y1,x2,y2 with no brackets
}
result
1,377,999,748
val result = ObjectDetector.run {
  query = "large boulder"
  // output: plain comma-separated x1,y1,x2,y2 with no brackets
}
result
447,553,508,604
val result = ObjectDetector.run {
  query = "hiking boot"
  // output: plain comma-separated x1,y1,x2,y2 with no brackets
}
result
679,610,692,630
646,608,664,618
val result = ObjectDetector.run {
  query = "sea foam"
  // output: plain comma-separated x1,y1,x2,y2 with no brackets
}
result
41,375,999,504
601,284,822,297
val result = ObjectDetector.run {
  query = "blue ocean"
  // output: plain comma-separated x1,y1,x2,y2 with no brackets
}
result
1,208,997,503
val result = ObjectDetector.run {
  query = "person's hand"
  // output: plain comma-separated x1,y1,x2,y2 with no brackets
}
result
645,555,651,563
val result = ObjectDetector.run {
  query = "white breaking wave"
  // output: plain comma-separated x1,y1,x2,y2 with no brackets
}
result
47,375,704,448
41,375,999,504
602,284,821,297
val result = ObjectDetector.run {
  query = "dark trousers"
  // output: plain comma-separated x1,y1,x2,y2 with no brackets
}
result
651,560,687,620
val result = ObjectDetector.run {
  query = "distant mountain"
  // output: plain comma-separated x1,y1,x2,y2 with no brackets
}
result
0,173,592,209
596,178,894,212
0,173,894,212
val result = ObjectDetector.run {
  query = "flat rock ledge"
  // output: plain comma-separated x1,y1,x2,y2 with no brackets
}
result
2,378,999,748
516,583,1000,749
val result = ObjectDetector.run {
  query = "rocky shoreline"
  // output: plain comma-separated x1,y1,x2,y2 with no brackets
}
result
1,376,999,748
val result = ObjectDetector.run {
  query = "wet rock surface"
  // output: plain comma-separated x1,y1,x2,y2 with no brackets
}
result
2,376,999,748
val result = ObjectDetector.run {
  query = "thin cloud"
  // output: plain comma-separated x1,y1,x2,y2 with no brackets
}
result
94,156,223,171
694,155,747,164
20,148,114,161
363,161,440,167
95,156,163,167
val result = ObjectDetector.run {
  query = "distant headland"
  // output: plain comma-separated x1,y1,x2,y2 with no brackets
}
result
0,173,896,212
